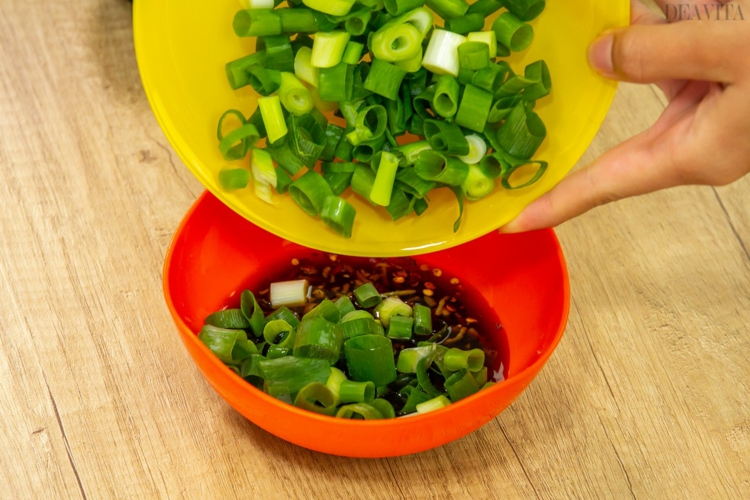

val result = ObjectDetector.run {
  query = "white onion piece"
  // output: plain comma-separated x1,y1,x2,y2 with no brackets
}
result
422,30,466,77
239,0,275,9
271,280,310,308
459,135,488,165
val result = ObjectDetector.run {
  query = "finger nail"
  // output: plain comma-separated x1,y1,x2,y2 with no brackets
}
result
588,32,614,75
499,220,522,234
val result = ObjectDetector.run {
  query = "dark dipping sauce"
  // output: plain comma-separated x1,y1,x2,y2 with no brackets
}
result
251,252,509,415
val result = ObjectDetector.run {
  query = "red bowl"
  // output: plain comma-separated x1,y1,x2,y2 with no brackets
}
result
164,192,570,457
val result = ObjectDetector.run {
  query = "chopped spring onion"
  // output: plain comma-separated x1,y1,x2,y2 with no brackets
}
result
413,304,433,336
354,283,382,308
370,152,400,206
261,35,295,72
395,140,432,166
218,168,250,190
467,31,498,59
415,150,470,186
444,347,485,372
334,296,356,316
258,96,288,144
455,83,493,132
350,164,376,203
318,62,354,102
265,306,300,328
467,0,504,17
523,60,552,101
493,12,534,53
371,23,423,62
503,0,547,22
502,159,548,190
458,41,490,71
246,65,282,96
462,163,496,200
346,105,388,146
423,119,471,156
339,380,376,403
289,170,335,216
270,279,309,309
433,75,460,118
416,395,452,414
301,0,357,16
303,299,341,323
233,9,282,37
364,59,408,100
341,317,383,340
497,103,547,159
445,369,480,401
320,196,356,237
342,310,375,322
278,72,314,116
422,29,466,77
199,326,253,365
225,51,267,90
259,356,332,403
374,296,413,327
311,30,351,68
344,334,397,386
239,0,275,8
381,7,434,38
206,309,251,329
342,41,365,65
263,320,297,348
369,398,396,419
251,147,277,186
425,0,470,19
387,315,414,340
326,367,348,404
445,14,485,35
294,46,319,87
241,290,266,337
294,381,337,415
472,366,489,387
396,167,436,198
294,317,344,365
384,0,424,16
459,134,488,165
396,344,436,373
336,403,385,419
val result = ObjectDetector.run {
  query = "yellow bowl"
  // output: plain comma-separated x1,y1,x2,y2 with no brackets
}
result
134,1,629,257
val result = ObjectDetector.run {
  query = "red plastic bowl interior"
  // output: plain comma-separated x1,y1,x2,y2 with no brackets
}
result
164,192,570,458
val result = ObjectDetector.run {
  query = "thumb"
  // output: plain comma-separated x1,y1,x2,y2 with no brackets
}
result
588,22,736,84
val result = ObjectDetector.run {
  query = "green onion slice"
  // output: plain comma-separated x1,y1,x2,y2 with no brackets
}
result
445,369,480,401
354,283,382,308
416,356,444,397
205,309,251,330
344,334,398,386
414,150,470,186
302,299,341,324
289,170,335,216
335,403,385,419
422,120,470,156
199,325,255,366
294,382,338,416
259,356,332,403
492,12,534,53
397,344,437,373
321,196,357,238
241,290,266,337
294,317,344,365
416,395,452,414
339,380,376,404
444,348,485,372
218,168,250,190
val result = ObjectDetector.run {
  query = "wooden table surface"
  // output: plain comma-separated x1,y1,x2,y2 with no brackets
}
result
2,1,749,498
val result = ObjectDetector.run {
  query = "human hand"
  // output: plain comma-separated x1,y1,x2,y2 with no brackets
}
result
501,0,750,233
